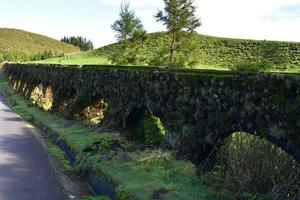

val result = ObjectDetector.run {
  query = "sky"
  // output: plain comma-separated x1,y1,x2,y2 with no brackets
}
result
0,0,300,48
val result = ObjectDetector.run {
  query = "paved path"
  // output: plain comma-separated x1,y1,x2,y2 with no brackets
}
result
0,95,64,200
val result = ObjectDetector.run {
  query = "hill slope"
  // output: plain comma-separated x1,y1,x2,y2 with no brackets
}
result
95,32,300,67
0,28,79,61
39,32,300,71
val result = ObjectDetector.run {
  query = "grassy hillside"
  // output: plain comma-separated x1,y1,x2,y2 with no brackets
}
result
96,32,300,67
0,28,79,62
39,32,300,72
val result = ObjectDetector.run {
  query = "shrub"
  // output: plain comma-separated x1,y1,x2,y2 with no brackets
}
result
109,31,148,66
82,196,110,200
134,113,166,147
148,32,200,68
202,132,300,199
148,45,170,66
261,41,290,68
229,61,273,72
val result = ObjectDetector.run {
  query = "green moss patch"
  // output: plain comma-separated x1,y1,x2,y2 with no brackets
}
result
79,150,208,200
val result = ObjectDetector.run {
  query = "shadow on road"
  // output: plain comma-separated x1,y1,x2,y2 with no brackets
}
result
0,100,64,200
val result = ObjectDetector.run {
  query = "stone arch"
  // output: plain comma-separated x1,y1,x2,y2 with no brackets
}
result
209,131,300,195
125,106,149,132
29,83,43,104
72,94,108,125
199,129,300,168
42,84,54,111
51,87,77,113
124,106,166,146
28,82,52,111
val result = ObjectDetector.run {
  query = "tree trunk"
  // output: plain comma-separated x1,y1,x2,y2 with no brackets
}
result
169,32,176,67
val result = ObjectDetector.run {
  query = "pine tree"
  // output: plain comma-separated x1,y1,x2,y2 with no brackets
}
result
111,3,144,41
155,0,201,67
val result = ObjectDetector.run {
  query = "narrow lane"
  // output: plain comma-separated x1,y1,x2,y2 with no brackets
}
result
0,95,64,200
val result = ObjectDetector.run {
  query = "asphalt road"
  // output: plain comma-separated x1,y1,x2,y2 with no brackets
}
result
0,95,64,200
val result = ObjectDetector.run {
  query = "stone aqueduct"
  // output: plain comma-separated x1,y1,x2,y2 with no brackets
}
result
4,63,300,163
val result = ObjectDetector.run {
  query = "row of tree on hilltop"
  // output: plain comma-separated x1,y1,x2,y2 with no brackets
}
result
61,36,94,51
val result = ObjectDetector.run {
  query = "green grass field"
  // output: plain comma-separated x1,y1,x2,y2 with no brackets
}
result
36,51,300,73
34,51,110,65
36,53,228,70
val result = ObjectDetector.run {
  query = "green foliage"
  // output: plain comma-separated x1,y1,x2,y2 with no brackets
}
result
260,41,290,68
202,132,300,199
81,150,209,200
148,32,200,68
82,195,110,200
95,32,300,69
111,3,144,41
0,53,4,63
115,186,131,200
61,36,94,51
39,32,300,72
155,0,201,66
47,142,73,171
109,3,148,65
148,45,170,66
109,42,147,66
135,114,166,147
229,42,291,71
155,0,201,33
109,29,148,65
0,28,79,62
0,50,57,62
229,61,273,72
109,3,147,65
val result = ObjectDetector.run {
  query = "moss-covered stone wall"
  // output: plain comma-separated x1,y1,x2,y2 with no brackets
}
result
4,63,300,163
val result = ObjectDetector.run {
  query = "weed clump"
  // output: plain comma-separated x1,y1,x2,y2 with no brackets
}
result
134,113,166,147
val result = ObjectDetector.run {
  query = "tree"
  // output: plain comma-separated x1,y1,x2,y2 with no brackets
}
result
61,36,94,51
109,29,148,65
110,3,147,65
111,3,144,41
155,0,201,66
260,41,289,68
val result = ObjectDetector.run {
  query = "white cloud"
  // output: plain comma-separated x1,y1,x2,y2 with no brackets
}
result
195,0,300,42
98,0,300,42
